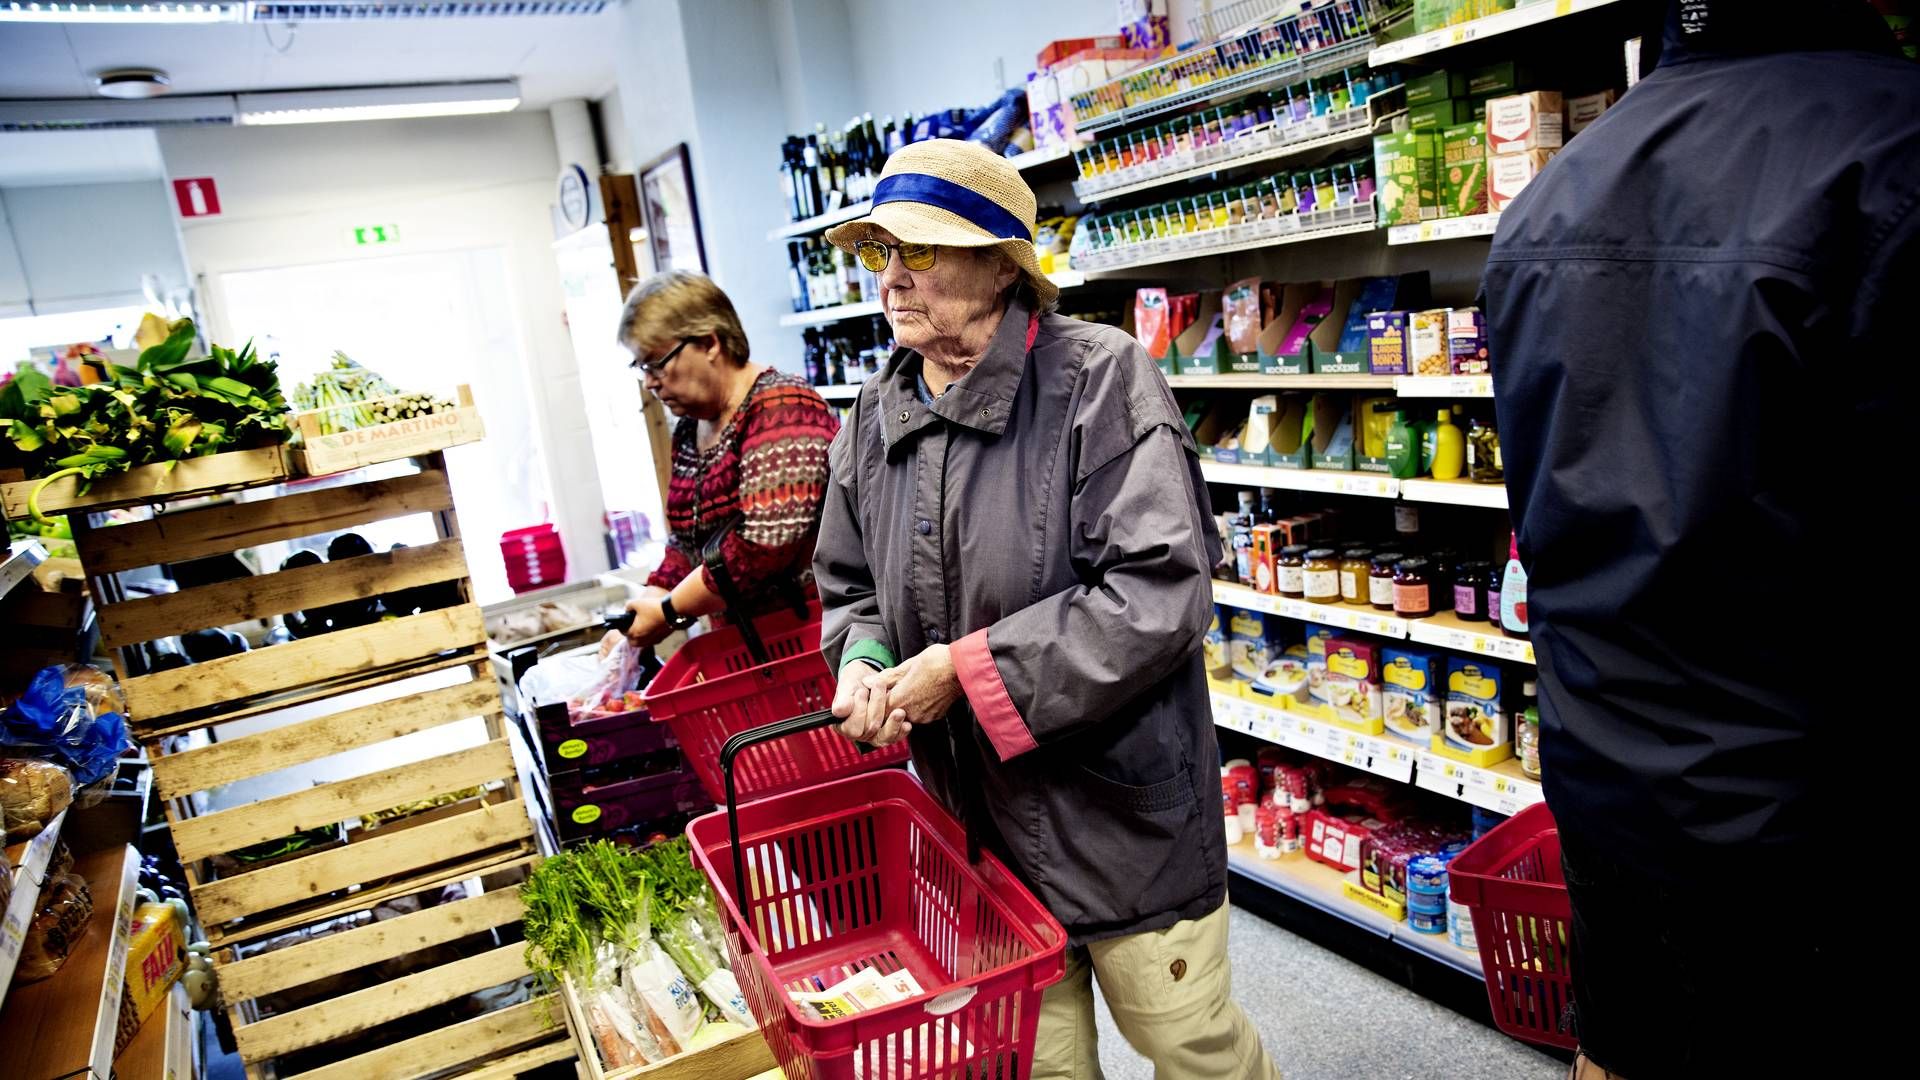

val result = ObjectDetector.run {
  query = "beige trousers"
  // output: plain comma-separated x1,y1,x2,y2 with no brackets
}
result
1032,901,1280,1080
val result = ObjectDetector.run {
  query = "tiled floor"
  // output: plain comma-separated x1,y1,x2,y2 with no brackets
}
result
1089,906,1565,1080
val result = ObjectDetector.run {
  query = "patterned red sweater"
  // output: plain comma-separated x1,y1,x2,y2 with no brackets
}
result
647,370,838,615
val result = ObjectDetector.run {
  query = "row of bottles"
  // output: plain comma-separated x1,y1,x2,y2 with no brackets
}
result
803,316,895,388
787,237,880,313
1384,407,1501,484
779,110,970,223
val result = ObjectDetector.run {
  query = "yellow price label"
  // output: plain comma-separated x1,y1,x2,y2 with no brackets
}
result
1557,0,1575,14
1451,26,1468,43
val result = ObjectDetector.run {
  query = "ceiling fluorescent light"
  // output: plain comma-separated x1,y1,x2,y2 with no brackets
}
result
236,82,521,126
0,95,238,130
0,2,242,23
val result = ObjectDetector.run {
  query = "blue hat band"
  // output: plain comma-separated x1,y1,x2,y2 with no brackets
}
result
871,173,1031,242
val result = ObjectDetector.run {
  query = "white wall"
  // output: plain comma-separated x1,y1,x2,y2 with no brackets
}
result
843,0,1117,118
154,113,612,585
0,180,190,315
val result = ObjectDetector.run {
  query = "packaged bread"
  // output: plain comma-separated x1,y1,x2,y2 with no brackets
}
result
1,757,75,843
16,871,93,983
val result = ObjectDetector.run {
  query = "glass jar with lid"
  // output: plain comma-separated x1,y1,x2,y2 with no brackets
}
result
1453,561,1493,622
1393,557,1434,619
1303,548,1342,604
1276,544,1309,598
1338,547,1374,606
1369,551,1404,611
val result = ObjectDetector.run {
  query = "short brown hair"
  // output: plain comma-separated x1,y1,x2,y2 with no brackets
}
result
616,270,751,364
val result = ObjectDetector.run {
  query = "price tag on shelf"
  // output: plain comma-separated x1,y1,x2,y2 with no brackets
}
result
1300,116,1332,138
1557,0,1574,14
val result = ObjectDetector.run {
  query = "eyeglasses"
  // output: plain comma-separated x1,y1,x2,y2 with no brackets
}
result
632,338,691,378
853,240,938,273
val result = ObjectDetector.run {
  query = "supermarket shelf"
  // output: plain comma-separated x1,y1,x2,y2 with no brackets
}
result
1213,691,1418,785
1415,751,1544,817
1166,374,1395,391
1076,215,1378,277
1074,116,1372,205
0,809,67,1010
1212,581,1409,639
767,199,872,241
1400,477,1509,509
1407,609,1536,665
1049,268,1088,291
1394,374,1492,398
1367,0,1625,65
1199,460,1399,500
0,844,140,1080
1078,35,1375,135
778,299,884,328
1225,841,1481,978
814,384,864,402
1009,143,1078,172
1386,212,1500,245
1,539,47,599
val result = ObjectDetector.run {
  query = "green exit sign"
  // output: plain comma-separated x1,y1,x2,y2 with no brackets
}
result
353,225,400,245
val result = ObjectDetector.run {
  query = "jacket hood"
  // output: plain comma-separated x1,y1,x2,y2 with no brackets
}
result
1660,0,1899,64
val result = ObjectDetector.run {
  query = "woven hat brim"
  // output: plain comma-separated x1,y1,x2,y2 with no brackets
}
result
825,202,1058,307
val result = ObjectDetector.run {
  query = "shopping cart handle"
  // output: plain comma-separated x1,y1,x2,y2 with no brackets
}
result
720,709,850,903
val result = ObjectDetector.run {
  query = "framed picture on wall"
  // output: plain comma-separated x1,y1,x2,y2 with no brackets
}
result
638,144,708,275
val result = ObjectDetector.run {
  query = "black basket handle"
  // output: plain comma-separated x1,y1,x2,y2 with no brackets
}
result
719,710,850,906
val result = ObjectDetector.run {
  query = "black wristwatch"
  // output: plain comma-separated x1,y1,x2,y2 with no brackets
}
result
659,596,698,630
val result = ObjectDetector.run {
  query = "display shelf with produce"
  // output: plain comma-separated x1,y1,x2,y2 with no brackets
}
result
1407,610,1536,666
1213,581,1410,639
1394,374,1494,398
1166,373,1395,391
0,445,295,522
0,808,68,1010
0,844,140,1080
292,384,486,478
1415,752,1544,817
766,199,873,241
1400,478,1509,509
1224,839,1480,978
1386,212,1501,245
1075,109,1373,204
1367,0,1627,66
1199,460,1400,500
1213,692,1416,785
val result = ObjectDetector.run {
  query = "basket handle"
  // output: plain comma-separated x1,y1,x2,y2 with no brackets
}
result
719,709,848,906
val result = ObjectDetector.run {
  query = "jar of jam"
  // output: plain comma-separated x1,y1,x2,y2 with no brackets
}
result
1276,544,1309,598
1303,548,1341,604
1426,549,1458,612
1369,551,1404,611
1393,557,1433,619
1338,546,1374,606
1452,561,1492,621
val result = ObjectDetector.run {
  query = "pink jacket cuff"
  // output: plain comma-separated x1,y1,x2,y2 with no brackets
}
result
951,627,1037,761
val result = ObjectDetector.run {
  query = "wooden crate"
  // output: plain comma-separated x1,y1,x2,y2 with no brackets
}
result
0,445,294,523
558,973,776,1080
58,455,569,1078
293,385,487,478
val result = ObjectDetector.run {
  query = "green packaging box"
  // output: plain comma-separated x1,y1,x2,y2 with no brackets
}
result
1467,60,1532,98
1404,69,1468,107
1373,130,1440,226
1440,121,1489,218
1407,98,1475,131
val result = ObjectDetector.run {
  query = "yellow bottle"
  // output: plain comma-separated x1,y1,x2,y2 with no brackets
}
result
1432,408,1465,480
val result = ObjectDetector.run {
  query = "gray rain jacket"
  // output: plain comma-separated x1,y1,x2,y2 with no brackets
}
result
814,297,1227,944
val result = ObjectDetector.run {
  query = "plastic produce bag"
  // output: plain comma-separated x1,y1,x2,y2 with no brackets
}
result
17,871,93,983
623,939,701,1051
1,757,75,843
518,640,643,716
1,664,129,786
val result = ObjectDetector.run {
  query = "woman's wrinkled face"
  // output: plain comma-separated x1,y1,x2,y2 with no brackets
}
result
871,229,1017,356
632,335,728,420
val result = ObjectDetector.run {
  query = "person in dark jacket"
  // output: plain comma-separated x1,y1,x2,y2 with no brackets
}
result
1482,2,1915,1076
813,139,1278,1079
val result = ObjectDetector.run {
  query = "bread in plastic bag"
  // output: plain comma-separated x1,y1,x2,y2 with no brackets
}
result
1,664,129,787
1,757,75,843
17,871,93,983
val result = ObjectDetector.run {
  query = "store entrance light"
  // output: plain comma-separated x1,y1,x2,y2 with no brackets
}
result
235,82,522,126
0,2,242,23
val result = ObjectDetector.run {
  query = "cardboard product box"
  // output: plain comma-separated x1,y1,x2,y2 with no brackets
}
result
1489,148,1556,211
1409,308,1452,376
1266,395,1311,469
1440,121,1489,218
1486,90,1564,154
1382,647,1445,746
117,903,184,1057
1027,72,1068,149
1229,608,1287,680
1436,658,1514,767
1277,513,1319,546
1404,69,1468,107
1038,36,1122,70
1324,637,1385,733
1467,60,1533,98
1258,282,1331,375
1250,523,1282,594
1304,393,1356,472
1354,395,1397,473
1171,293,1227,373
1203,605,1231,677
1448,307,1490,375
1374,130,1440,226
1413,0,1468,33
1407,98,1475,131
1309,280,1373,374
1248,643,1313,713
1368,311,1410,375
1567,89,1617,133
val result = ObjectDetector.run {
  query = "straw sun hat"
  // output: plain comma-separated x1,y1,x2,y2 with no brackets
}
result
824,139,1058,307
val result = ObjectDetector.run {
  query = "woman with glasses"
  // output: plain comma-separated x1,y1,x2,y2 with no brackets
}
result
610,270,837,649
813,140,1278,1080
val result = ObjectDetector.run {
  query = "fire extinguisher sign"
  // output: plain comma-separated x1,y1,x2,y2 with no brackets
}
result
172,177,222,218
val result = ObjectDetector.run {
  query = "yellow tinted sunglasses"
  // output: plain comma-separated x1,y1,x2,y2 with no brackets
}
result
853,240,938,273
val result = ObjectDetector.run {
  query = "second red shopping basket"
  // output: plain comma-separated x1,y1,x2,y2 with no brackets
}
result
1448,801,1576,1050
644,605,910,803
688,711,1067,1080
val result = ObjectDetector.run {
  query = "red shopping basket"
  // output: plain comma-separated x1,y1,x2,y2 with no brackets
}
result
1448,801,1576,1050
687,711,1067,1080
643,605,911,804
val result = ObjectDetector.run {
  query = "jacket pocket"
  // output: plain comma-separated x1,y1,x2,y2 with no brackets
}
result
1077,763,1195,816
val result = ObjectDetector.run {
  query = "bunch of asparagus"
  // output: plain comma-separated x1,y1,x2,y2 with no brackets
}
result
292,352,452,435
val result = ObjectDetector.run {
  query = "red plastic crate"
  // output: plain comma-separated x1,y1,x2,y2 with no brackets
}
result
643,609,909,804
1448,801,1576,1049
688,768,1066,1080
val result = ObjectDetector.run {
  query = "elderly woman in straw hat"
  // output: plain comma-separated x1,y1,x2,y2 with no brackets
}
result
813,139,1279,1080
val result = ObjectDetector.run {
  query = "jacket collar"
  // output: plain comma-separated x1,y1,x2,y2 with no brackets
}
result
1659,0,1897,66
878,296,1035,450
